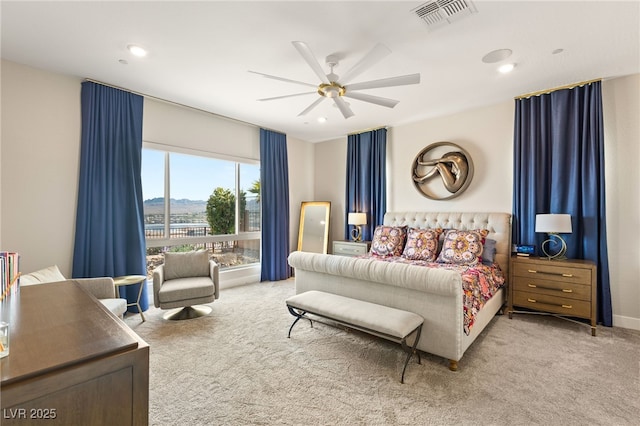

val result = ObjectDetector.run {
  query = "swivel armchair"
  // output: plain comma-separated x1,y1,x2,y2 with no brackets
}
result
153,250,219,320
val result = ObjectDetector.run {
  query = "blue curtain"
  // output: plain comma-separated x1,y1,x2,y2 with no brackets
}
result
345,128,387,241
73,82,148,312
512,81,611,326
260,129,291,281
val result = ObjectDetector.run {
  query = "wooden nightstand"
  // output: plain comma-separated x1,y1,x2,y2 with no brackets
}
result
508,255,597,336
332,240,371,257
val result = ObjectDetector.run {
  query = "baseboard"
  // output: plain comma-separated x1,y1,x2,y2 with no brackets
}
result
612,314,640,331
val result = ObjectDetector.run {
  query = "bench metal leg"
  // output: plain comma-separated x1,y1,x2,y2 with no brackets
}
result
287,305,313,338
400,325,422,384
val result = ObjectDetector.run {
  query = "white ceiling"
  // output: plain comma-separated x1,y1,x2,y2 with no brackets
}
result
2,1,639,143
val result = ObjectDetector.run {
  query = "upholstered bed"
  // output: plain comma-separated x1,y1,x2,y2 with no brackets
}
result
287,211,511,370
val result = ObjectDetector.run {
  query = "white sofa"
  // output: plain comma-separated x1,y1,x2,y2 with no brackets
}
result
20,265,127,317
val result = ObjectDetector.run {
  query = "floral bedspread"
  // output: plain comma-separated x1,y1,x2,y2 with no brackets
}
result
358,254,506,335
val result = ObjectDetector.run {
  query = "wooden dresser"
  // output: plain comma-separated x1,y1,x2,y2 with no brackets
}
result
508,255,597,336
1,281,149,425
332,240,371,257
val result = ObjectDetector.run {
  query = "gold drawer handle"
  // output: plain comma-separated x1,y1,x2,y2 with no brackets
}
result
526,269,574,278
527,283,574,293
527,299,572,309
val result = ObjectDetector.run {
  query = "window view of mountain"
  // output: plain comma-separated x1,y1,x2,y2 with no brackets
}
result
144,198,207,215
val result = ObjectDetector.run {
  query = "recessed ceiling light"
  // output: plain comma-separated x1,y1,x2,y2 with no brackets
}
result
119,59,128,65
482,49,512,64
127,44,147,57
317,117,327,123
498,63,516,74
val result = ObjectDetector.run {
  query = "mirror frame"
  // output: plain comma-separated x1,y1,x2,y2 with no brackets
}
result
297,201,331,254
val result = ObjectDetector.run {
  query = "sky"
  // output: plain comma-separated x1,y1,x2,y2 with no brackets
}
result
141,148,260,201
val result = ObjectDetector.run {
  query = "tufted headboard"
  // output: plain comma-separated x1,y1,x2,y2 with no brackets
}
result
383,211,512,278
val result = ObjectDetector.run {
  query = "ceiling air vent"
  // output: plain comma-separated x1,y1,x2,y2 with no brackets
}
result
412,0,477,29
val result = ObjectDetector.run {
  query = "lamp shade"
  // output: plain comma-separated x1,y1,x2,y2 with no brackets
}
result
535,214,572,234
348,212,367,226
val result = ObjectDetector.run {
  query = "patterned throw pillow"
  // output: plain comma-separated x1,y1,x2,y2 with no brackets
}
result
370,226,408,257
436,229,489,265
402,227,443,261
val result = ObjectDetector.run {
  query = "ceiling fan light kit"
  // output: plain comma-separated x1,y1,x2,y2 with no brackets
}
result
251,41,420,119
318,82,345,98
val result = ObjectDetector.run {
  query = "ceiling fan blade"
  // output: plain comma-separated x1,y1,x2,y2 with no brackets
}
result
345,73,421,91
339,43,392,85
248,70,317,88
292,41,330,84
343,92,399,108
259,92,316,102
298,97,325,116
333,97,355,119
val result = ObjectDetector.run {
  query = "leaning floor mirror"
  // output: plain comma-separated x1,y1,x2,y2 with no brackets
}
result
297,201,331,254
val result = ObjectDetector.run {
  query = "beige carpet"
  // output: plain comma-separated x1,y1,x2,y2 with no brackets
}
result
125,279,640,425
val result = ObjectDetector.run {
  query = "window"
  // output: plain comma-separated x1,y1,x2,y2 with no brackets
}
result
141,146,260,275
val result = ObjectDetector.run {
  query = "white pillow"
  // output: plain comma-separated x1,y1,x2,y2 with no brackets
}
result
20,265,67,285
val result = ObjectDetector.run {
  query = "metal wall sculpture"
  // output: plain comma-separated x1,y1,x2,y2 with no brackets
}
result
412,142,474,200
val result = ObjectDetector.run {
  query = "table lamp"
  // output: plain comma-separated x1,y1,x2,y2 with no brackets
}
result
535,214,572,260
348,212,367,242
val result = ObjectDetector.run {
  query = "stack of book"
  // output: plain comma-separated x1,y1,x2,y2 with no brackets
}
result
1,252,20,301
514,245,535,257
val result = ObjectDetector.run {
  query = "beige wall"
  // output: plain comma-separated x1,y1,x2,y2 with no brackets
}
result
602,74,640,330
1,60,82,275
287,135,315,252
387,101,514,212
313,76,640,330
313,137,347,244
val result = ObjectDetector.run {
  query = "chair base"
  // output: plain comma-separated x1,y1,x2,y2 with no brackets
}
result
163,305,212,320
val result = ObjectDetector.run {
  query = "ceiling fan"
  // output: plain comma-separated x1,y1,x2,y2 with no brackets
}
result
250,41,420,119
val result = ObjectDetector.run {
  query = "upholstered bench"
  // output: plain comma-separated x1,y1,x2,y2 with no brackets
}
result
285,290,424,383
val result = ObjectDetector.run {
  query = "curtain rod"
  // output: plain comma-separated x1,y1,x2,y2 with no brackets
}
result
83,78,276,132
515,78,602,100
347,125,388,136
